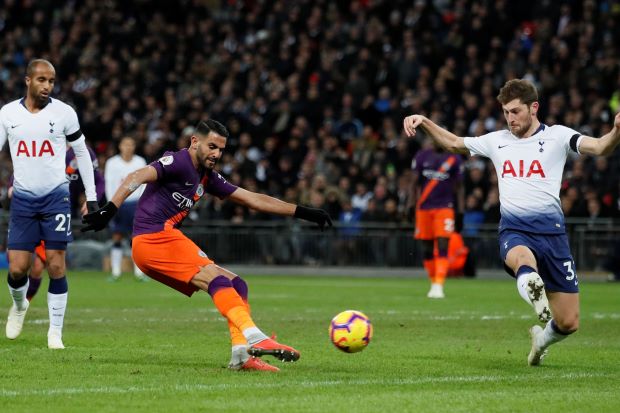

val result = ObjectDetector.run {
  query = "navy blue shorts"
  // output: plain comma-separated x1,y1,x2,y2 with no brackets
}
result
8,188,72,251
499,229,579,293
110,201,138,235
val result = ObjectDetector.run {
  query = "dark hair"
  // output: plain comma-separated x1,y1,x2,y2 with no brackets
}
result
195,119,229,138
496,79,538,106
26,59,54,77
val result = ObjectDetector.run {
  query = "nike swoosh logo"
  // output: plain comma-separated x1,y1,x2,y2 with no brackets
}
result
498,144,509,149
51,307,63,310
99,211,107,215
184,182,193,186
10,125,19,129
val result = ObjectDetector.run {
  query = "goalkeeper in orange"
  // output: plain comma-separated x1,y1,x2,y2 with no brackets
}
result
82,119,332,371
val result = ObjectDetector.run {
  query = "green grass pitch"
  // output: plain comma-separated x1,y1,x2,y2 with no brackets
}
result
1,272,619,412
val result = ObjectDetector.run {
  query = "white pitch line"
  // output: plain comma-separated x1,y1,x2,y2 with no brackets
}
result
0,372,611,398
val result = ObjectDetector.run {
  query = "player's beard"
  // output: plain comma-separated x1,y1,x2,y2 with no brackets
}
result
511,117,532,138
198,149,217,170
30,88,49,106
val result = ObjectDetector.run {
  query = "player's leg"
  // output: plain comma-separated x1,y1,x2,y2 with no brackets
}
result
429,208,455,298
131,231,290,367
40,206,73,350
415,209,437,296
45,248,68,349
502,235,551,322
6,250,33,339
191,266,299,362
421,240,437,294
431,237,450,298
528,292,579,366
110,232,124,280
5,209,40,339
27,242,46,301
216,267,279,371
526,235,579,366
214,267,250,367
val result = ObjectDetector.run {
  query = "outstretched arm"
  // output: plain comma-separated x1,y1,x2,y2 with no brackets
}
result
109,166,157,207
228,187,333,230
577,112,620,156
403,115,469,154
82,166,157,232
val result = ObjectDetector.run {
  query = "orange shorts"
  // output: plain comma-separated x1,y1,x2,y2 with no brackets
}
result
132,229,214,297
414,208,455,240
34,241,46,262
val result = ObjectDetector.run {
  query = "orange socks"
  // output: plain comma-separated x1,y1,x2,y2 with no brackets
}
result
212,287,256,332
423,259,436,283
434,256,448,286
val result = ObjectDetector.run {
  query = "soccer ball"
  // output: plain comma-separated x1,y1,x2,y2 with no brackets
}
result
329,310,373,353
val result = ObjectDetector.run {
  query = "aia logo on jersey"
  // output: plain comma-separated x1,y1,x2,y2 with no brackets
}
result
501,160,546,178
16,140,55,157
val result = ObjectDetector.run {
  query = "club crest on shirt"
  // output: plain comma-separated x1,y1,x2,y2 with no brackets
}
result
159,155,173,165
196,184,204,197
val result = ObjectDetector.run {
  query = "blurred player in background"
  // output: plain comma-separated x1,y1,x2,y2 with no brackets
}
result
83,119,332,371
104,136,146,281
404,78,620,366
409,139,463,298
6,145,105,302
0,59,98,349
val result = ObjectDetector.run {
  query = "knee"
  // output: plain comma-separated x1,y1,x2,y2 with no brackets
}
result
554,314,579,334
7,270,28,280
8,261,29,277
46,262,65,277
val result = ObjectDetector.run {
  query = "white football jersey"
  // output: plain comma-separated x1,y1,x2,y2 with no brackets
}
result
464,124,582,234
104,154,147,202
0,98,81,197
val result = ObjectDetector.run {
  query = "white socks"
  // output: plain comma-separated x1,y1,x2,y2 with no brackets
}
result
111,247,123,277
537,320,568,349
243,327,268,345
48,292,68,330
230,344,250,366
8,279,29,311
516,272,534,305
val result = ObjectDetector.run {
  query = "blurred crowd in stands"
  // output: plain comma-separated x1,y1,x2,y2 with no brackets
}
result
1,0,620,228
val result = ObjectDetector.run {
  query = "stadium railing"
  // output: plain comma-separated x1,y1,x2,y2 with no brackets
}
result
0,212,617,272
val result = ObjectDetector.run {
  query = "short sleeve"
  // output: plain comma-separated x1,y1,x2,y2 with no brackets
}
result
554,125,582,154
63,105,81,136
150,152,183,180
205,170,238,199
463,132,495,158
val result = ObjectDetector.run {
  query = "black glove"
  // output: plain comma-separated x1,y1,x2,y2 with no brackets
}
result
86,201,100,214
81,202,118,232
294,205,333,231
